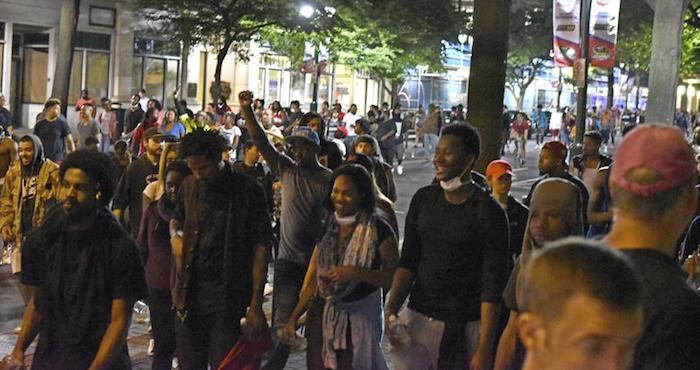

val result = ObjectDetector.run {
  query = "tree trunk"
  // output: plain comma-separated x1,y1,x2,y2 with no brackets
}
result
647,0,689,124
607,68,614,108
517,87,526,111
51,0,80,116
467,0,511,172
180,37,191,97
213,38,234,103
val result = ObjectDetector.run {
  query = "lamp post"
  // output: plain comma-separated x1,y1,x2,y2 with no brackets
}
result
574,0,592,148
458,34,470,105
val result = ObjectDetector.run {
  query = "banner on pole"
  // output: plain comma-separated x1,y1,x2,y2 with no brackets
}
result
553,0,582,67
589,0,621,69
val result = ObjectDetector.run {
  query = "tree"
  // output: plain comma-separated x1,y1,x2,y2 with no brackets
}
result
259,0,467,105
137,0,303,101
52,0,81,116
467,0,511,172
505,3,552,111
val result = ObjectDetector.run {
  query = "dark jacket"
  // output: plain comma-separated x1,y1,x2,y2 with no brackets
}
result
171,164,272,312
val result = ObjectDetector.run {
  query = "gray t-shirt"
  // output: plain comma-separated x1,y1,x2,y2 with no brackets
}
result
277,156,332,265
77,119,100,149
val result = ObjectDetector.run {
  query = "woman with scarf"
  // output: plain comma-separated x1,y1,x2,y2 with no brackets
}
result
281,164,398,370
136,160,190,370
494,178,584,370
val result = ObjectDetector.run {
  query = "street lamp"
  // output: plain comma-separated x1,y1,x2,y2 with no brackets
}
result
299,4,315,18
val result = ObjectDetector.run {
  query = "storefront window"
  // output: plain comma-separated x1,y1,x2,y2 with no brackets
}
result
86,52,109,100
22,47,48,104
0,44,4,90
165,59,179,107
132,57,143,94
145,58,165,103
267,69,280,103
68,51,83,105
290,72,306,103
319,75,330,104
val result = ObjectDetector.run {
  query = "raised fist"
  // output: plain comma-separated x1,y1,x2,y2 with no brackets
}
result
238,91,254,108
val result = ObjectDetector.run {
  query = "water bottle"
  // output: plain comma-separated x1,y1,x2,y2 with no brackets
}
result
133,300,150,323
387,314,411,347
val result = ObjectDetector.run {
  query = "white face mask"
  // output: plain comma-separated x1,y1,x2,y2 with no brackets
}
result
439,166,471,192
334,212,357,226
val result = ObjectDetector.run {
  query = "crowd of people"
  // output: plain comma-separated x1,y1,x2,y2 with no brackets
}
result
0,86,698,370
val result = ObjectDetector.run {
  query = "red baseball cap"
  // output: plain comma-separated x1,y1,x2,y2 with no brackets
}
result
611,124,696,197
542,141,568,159
486,160,514,179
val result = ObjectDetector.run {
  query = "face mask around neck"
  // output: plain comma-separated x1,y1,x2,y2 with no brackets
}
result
334,212,357,226
439,166,471,192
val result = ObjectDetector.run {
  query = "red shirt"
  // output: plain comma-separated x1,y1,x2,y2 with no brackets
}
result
511,119,531,135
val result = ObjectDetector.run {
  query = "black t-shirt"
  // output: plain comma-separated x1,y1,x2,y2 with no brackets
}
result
20,175,38,234
21,209,146,370
623,249,700,370
125,107,144,133
190,174,230,312
113,156,159,234
507,196,529,258
375,120,398,149
34,118,72,162
0,107,13,135
399,184,510,322
232,161,274,213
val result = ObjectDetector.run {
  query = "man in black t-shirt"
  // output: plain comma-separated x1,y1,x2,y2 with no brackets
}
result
386,124,510,370
605,124,700,370
113,128,163,235
6,150,146,370
124,94,145,135
33,98,76,163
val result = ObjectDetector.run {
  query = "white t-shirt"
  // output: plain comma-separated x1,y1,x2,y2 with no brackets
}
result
220,125,242,147
343,112,361,136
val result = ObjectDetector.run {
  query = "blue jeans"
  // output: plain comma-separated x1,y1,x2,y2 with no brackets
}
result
100,133,111,153
263,259,308,370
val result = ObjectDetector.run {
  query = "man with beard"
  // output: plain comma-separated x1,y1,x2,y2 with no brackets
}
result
4,150,147,370
0,134,60,302
169,129,271,369
113,128,163,235
239,91,332,370
124,94,145,136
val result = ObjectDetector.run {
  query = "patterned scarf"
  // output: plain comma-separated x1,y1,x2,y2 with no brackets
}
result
316,211,378,300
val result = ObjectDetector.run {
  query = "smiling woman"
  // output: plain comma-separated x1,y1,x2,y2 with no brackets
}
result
282,164,398,370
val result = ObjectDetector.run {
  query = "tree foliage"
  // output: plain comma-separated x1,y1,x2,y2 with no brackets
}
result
505,2,553,110
259,0,468,101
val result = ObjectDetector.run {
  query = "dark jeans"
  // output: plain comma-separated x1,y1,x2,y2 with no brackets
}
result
149,287,176,370
263,259,307,370
176,307,243,370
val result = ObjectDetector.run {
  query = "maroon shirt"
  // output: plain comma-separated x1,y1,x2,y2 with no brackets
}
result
137,198,173,290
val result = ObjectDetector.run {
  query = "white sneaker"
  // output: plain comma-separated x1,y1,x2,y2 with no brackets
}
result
147,339,155,356
397,165,404,175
